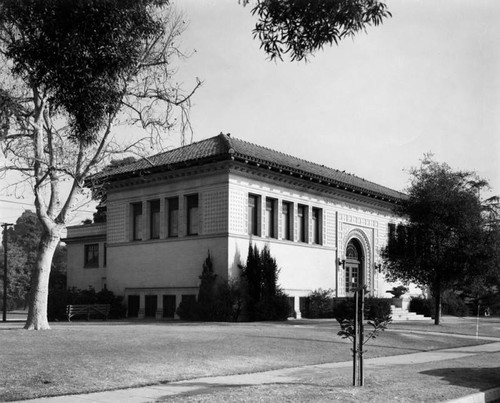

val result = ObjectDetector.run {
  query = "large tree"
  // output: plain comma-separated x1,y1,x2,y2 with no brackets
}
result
245,0,391,61
382,156,499,324
0,0,200,329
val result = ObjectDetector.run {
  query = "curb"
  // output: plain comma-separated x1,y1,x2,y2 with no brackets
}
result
445,386,500,403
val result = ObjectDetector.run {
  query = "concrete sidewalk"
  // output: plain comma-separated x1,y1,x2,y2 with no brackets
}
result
17,341,500,403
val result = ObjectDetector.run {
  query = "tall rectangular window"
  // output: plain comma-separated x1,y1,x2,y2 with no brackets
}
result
186,194,199,235
248,194,260,236
132,202,142,241
297,204,308,243
265,198,277,238
167,197,179,237
312,207,322,245
149,200,160,239
282,201,292,241
103,243,107,267
84,244,99,268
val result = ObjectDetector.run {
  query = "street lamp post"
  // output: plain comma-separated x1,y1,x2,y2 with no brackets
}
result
2,222,14,322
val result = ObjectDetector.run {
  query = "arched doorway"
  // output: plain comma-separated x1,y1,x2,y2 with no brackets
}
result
345,239,364,295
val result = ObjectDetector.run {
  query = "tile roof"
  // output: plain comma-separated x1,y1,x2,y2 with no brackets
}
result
96,133,405,202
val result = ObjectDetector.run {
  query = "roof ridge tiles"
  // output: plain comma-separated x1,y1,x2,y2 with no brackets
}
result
94,132,404,201
228,135,400,194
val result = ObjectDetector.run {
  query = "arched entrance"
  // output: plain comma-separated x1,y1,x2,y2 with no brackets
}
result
345,239,364,295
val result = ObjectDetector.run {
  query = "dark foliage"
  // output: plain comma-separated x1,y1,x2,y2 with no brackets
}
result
176,281,243,322
301,293,330,319
0,0,168,142
254,291,290,321
301,290,391,321
408,296,433,317
304,288,334,318
365,297,392,320
47,287,125,321
197,252,217,310
0,211,66,310
209,281,243,322
409,293,471,318
241,244,289,321
382,156,500,324
241,243,262,320
176,252,243,322
248,0,391,61
176,297,200,321
441,292,469,317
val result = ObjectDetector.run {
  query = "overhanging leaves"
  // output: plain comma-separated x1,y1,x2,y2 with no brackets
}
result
0,0,168,143
250,0,391,61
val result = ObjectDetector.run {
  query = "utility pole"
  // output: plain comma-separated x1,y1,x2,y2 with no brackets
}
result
2,223,13,322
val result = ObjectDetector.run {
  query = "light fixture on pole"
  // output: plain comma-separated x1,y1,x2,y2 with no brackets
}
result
2,222,14,322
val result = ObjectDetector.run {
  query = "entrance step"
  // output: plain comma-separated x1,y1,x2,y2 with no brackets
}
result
390,305,431,321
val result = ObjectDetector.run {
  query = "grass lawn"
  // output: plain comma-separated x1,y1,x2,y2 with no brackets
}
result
0,317,498,401
160,351,500,403
390,315,500,338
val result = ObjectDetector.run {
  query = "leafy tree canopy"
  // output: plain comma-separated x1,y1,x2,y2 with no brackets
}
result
382,156,499,323
245,0,391,61
0,0,168,142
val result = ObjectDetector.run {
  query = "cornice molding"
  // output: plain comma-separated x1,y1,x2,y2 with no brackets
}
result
227,161,397,213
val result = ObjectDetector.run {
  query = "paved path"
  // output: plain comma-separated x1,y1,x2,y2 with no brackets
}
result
17,341,500,403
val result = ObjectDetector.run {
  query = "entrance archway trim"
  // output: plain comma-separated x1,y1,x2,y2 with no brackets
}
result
341,228,372,292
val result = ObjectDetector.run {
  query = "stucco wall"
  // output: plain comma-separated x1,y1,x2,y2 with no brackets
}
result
106,168,229,244
66,224,107,291
106,236,228,295
228,236,336,295
227,169,398,298
66,161,404,313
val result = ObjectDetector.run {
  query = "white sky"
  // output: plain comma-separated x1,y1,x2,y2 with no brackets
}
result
173,0,500,196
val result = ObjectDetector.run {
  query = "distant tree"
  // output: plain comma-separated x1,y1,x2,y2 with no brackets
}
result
382,156,499,324
0,242,27,310
0,211,66,309
0,0,199,329
243,0,391,61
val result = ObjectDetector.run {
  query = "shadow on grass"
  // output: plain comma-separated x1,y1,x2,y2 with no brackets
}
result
245,333,429,352
421,367,500,391
155,381,328,401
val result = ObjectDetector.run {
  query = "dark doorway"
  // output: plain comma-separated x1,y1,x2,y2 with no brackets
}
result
163,295,176,318
145,295,157,318
288,296,296,318
128,295,140,318
345,239,364,295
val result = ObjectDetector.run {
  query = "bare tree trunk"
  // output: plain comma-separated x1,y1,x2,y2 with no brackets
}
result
433,280,441,325
24,229,61,330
